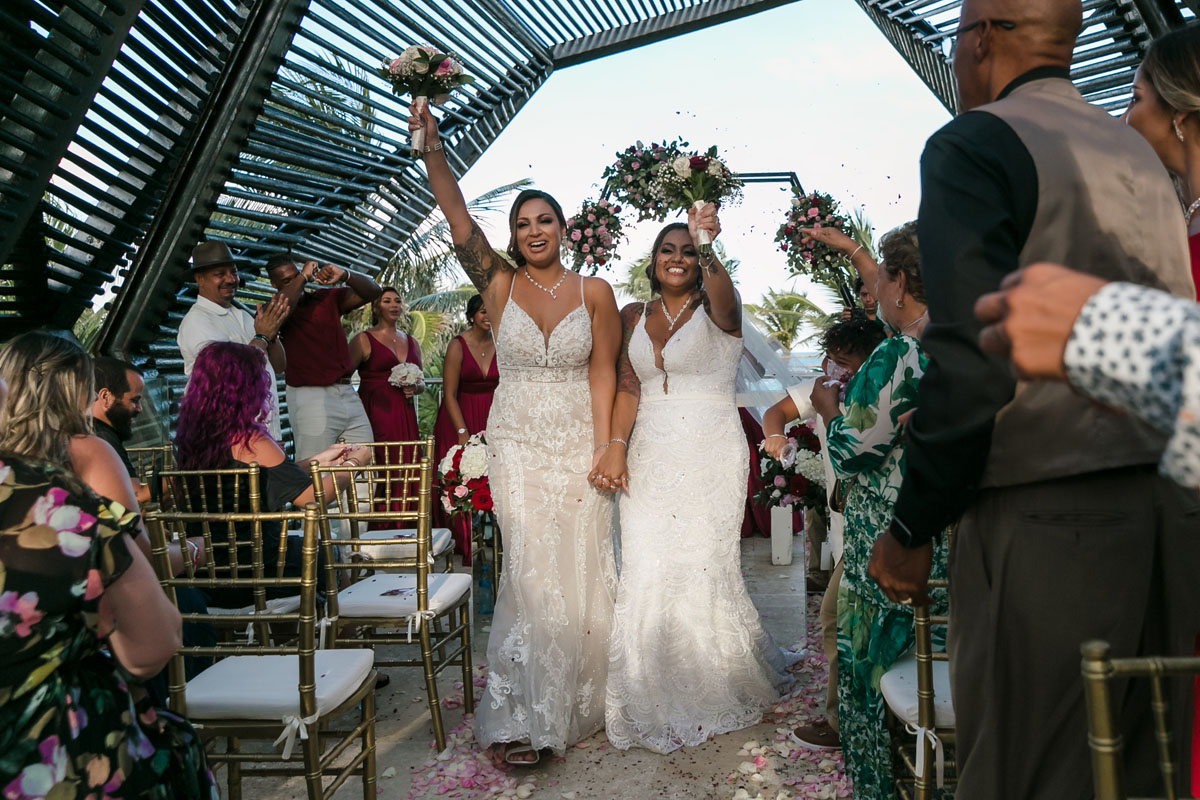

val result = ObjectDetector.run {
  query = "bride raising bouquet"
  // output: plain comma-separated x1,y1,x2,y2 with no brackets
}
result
646,145,743,257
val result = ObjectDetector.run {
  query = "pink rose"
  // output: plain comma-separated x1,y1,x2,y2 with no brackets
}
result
583,228,593,237
624,175,633,184
584,255,594,264
581,244,590,253
587,214,596,222
595,247,605,255
630,161,640,170
773,475,787,488
441,496,454,513
807,207,820,218
453,485,469,498
570,230,582,241
597,226,607,235
389,57,404,74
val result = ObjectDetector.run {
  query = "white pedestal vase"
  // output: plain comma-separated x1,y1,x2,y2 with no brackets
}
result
770,504,796,566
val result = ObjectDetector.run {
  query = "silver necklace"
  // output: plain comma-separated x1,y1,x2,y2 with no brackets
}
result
900,310,928,335
523,266,568,300
661,294,694,331
1185,195,1200,228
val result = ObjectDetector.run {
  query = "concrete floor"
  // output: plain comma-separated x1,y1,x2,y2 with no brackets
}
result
236,534,849,800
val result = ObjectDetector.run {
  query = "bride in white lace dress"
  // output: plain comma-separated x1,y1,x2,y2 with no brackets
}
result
411,106,621,763
592,207,795,754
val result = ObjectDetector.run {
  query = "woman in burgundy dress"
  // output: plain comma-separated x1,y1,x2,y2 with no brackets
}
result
433,294,498,561
349,287,424,521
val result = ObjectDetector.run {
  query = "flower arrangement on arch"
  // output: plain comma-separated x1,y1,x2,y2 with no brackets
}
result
599,138,688,223
564,199,624,274
646,145,743,256
378,45,475,157
438,434,492,516
754,421,826,511
776,188,854,290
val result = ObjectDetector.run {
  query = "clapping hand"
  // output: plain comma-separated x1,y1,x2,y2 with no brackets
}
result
687,202,722,249
254,293,290,339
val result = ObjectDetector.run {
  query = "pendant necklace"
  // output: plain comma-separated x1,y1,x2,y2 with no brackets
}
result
1185,195,1200,228
523,267,568,300
661,293,694,331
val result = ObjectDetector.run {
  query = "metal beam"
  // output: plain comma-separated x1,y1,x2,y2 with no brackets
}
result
100,0,311,355
550,0,802,68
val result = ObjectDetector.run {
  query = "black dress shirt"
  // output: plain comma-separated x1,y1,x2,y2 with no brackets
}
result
93,418,137,479
889,69,1063,546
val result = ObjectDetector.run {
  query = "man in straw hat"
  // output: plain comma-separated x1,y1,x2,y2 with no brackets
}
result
177,240,289,437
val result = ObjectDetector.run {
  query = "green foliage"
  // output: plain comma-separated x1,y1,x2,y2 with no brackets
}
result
744,288,834,351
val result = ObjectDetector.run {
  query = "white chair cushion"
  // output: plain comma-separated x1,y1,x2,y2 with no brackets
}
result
207,595,301,616
336,572,471,618
880,651,955,729
352,527,453,560
185,650,374,720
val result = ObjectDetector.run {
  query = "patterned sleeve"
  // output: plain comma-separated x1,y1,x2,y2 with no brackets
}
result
87,497,139,590
1064,281,1200,488
826,337,924,479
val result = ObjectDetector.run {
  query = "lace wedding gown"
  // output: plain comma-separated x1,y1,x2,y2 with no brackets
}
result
474,274,618,754
606,306,795,754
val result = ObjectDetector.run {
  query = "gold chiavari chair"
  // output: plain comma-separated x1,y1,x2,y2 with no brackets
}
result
333,436,455,572
155,463,301,642
1081,640,1200,800
309,457,473,751
127,443,173,500
881,578,957,800
144,503,377,800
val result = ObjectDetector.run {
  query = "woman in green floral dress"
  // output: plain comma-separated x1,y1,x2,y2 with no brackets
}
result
809,222,949,800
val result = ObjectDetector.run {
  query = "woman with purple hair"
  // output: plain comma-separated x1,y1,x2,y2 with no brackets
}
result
174,341,371,608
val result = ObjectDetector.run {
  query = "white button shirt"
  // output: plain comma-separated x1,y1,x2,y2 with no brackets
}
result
177,295,281,437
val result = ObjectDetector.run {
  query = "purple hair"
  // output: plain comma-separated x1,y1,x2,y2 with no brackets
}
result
175,341,273,469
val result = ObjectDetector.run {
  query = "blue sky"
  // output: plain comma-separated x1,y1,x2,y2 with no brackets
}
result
455,0,953,311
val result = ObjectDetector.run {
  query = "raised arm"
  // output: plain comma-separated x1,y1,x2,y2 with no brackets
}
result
800,225,879,298
592,302,644,491
410,102,511,297
689,203,739,333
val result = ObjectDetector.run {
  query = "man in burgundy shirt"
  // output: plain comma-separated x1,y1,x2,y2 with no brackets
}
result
267,254,382,461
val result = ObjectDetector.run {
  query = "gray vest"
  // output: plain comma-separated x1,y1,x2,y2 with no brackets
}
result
978,78,1193,487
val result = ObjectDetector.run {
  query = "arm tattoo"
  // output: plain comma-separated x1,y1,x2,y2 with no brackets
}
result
452,220,502,292
616,303,643,400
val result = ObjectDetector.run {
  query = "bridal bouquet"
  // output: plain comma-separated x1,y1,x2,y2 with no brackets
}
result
754,421,825,511
438,433,492,516
776,188,854,289
646,145,743,256
388,362,425,391
565,199,624,273
600,138,687,222
379,45,475,157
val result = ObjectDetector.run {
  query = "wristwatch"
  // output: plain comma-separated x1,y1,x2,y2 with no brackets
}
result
456,428,468,435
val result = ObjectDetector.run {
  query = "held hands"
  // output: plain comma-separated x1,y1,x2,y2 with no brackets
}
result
254,293,290,338
589,446,629,494
687,202,722,249
975,263,1108,381
408,101,441,151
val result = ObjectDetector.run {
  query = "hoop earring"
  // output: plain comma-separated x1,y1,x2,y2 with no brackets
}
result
1174,118,1186,144
895,299,904,309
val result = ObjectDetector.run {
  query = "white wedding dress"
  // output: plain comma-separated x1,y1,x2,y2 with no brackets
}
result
605,305,795,754
474,274,618,754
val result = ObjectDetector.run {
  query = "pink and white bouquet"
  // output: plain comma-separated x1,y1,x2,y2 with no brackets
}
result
647,145,743,256
754,421,826,511
600,138,688,222
438,434,492,516
388,362,425,391
564,199,624,274
379,45,475,157
776,188,854,289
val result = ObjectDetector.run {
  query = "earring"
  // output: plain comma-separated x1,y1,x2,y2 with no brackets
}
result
895,299,904,309
1175,118,1186,144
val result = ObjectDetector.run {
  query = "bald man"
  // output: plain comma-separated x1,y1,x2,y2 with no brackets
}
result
866,1,1199,797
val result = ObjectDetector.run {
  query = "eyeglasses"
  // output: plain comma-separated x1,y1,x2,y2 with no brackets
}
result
949,19,1017,58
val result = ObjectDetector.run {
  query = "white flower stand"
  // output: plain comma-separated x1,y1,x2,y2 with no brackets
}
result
770,505,796,566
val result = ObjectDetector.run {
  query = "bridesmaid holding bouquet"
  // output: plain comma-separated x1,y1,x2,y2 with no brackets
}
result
433,293,499,560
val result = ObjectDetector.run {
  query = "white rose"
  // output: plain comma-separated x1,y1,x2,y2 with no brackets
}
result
458,446,488,481
706,160,724,177
439,446,461,476
671,155,691,179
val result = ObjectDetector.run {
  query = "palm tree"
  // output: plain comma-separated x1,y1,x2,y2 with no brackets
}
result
743,288,833,351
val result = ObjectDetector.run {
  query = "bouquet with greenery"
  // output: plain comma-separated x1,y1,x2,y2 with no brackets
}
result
564,199,624,274
437,433,492,516
754,421,826,511
379,45,474,157
776,189,854,290
647,145,743,256
599,138,688,222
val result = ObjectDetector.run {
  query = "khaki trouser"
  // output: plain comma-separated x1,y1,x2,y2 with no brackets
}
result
821,560,842,731
950,466,1200,800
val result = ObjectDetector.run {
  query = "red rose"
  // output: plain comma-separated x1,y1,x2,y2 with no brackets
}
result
466,477,487,490
474,487,493,512
689,155,709,171
443,469,458,485
788,474,809,496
